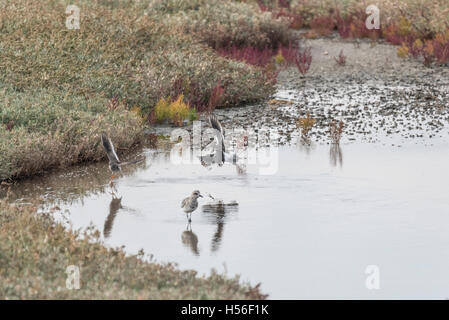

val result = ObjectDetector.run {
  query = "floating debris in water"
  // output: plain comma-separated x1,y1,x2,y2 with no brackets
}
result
202,200,239,215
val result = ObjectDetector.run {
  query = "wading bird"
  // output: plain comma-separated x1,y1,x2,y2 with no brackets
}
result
181,190,203,222
101,133,143,187
201,115,247,175
208,114,226,165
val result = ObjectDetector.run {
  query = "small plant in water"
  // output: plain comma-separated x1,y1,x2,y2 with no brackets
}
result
334,50,346,66
296,112,315,136
329,119,344,144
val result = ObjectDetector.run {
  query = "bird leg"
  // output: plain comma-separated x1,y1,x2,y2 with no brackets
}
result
109,174,115,188
109,175,119,198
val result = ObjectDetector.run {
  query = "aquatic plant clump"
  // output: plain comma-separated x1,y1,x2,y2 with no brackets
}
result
329,120,344,144
296,112,316,136
155,0,295,50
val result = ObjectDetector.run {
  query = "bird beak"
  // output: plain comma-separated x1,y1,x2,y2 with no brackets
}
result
199,194,203,198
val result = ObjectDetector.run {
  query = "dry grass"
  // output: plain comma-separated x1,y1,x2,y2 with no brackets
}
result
0,200,266,299
296,112,316,136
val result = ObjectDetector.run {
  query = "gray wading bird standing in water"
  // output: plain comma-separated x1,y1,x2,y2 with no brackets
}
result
181,190,203,222
101,133,143,187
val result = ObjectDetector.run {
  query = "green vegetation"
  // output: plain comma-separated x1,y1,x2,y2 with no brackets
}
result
154,95,198,126
0,0,294,181
0,200,266,299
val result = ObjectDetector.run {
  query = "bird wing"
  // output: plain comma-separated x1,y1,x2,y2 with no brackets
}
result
208,115,224,135
208,115,225,156
101,133,120,164
181,197,188,208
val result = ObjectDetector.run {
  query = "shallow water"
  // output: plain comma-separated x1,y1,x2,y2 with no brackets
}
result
3,137,449,299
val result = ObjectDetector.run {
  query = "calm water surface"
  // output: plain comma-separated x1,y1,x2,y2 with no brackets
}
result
4,141,449,299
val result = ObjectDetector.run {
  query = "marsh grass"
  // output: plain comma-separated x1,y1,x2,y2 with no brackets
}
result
0,0,293,180
0,200,266,299
154,95,198,126
0,84,143,180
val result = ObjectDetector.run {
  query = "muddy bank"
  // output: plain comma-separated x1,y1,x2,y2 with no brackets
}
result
234,37,449,145
149,37,449,147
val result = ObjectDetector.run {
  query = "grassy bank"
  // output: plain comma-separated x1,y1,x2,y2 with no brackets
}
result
0,0,294,181
0,200,266,299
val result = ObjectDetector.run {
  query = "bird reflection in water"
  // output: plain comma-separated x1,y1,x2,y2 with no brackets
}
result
329,143,343,167
202,200,239,253
181,223,200,256
103,196,123,238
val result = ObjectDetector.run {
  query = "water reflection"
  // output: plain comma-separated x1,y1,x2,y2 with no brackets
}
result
181,223,199,256
0,152,146,206
329,143,343,167
200,151,247,176
3,141,449,299
202,201,239,253
104,196,123,238
297,135,315,155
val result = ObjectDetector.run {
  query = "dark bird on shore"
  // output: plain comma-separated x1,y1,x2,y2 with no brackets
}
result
101,133,144,186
